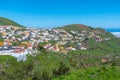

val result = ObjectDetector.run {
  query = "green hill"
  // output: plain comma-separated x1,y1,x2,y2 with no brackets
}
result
0,16,25,27
56,24,115,38
56,24,94,31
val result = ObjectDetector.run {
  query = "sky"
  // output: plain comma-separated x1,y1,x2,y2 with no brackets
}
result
0,0,120,28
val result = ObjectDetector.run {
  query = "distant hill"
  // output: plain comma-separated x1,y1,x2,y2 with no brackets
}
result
56,24,115,38
56,24,94,31
0,16,25,27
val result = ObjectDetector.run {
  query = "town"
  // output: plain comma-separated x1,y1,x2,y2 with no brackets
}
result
0,25,110,61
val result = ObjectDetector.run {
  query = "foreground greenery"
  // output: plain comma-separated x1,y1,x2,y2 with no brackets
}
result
0,32,120,80
53,66,120,80
0,49,120,80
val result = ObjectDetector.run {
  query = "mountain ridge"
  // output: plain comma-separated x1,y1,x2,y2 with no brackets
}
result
0,16,25,27
56,24,116,38
56,24,94,31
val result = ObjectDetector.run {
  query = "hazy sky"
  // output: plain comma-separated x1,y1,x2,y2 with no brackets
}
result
0,0,120,28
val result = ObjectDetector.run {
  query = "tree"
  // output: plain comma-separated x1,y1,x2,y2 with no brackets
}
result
37,44,47,53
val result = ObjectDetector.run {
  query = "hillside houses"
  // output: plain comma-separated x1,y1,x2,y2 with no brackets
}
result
0,25,111,60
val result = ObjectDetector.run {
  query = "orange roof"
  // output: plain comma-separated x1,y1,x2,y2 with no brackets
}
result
27,44,32,47
14,49,25,53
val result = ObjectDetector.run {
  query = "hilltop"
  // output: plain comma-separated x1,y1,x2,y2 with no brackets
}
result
56,24,115,38
0,16,25,27
56,24,94,31
56,24,108,34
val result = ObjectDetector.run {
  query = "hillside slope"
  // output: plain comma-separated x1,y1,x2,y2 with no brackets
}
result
57,24,115,38
57,24,94,31
0,16,25,27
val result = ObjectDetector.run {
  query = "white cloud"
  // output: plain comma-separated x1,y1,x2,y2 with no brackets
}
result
111,32,120,38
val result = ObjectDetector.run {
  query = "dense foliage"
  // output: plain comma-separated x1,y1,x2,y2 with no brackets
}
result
0,49,120,80
53,66,120,80
88,38,120,53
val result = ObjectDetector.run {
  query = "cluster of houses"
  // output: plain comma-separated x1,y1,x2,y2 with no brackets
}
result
0,25,111,61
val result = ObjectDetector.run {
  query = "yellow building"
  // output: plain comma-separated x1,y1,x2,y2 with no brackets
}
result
0,42,3,46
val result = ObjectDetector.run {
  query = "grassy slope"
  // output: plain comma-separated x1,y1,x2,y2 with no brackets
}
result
88,38,120,53
0,49,120,80
56,24,116,38
53,66,120,80
0,16,25,27
56,24,94,31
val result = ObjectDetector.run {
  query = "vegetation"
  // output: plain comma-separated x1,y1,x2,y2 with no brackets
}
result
0,16,25,27
53,66,120,80
0,49,120,80
88,38,120,53
0,18,120,80
0,33,4,41
56,24,95,32
56,24,115,38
